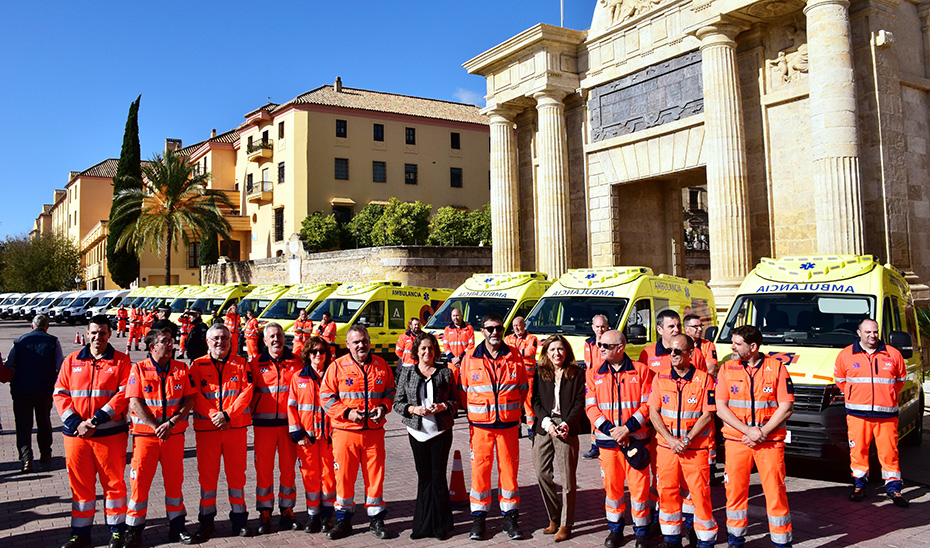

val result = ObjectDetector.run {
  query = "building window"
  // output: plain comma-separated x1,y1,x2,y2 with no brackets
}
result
274,208,285,242
405,164,418,185
278,162,285,183
336,119,347,138
203,156,208,173
247,136,253,149
450,167,463,188
246,173,253,193
278,121,285,139
451,132,461,149
188,242,201,269
335,158,349,180
373,123,384,142
332,206,352,224
405,127,416,145
219,240,241,262
372,161,387,183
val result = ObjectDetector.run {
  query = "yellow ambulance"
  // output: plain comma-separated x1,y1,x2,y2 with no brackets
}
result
108,286,150,315
238,284,292,319
423,271,552,346
308,281,452,363
710,254,925,458
142,285,190,312
259,282,340,333
168,283,255,322
525,267,717,364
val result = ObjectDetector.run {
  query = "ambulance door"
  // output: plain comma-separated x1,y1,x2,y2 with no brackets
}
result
624,298,652,346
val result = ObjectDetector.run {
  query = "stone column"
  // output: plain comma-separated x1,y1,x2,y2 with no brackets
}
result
695,21,752,310
805,0,864,254
533,90,572,279
487,107,521,273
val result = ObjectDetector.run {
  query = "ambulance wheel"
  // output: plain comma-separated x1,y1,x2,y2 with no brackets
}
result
903,394,924,447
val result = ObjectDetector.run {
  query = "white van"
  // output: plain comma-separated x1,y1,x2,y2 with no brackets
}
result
61,291,108,325
1,293,26,318
49,292,81,323
12,293,44,320
33,292,68,318
86,290,130,322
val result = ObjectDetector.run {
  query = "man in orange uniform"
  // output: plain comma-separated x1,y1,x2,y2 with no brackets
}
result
315,311,337,345
394,317,421,366
224,304,241,358
640,310,707,374
116,305,129,338
586,330,653,548
649,334,717,548
503,316,538,436
683,314,718,376
54,315,131,548
244,309,260,360
177,309,192,359
321,325,395,540
124,327,198,547
142,308,155,341
716,325,793,548
127,304,143,352
443,307,474,370
288,337,336,534
834,318,909,507
583,314,610,459
250,323,303,534
189,324,255,540
292,308,314,358
458,312,528,541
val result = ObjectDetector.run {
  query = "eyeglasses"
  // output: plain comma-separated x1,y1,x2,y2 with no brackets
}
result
685,324,703,330
482,325,504,333
597,342,620,350
670,348,691,356
308,348,327,355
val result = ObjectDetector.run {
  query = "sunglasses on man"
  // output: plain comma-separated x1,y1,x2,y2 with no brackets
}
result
482,325,504,333
596,342,620,349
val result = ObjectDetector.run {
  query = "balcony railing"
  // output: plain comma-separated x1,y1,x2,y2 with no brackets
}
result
247,139,274,162
246,180,273,203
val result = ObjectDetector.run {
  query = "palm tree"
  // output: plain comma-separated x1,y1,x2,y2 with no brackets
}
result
111,149,233,285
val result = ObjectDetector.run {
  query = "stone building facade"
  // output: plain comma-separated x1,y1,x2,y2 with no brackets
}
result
465,0,930,309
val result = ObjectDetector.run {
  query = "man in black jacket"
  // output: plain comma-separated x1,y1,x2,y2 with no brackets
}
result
185,308,209,361
5,314,64,472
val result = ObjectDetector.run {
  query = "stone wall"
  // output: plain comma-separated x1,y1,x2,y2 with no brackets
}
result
202,246,493,290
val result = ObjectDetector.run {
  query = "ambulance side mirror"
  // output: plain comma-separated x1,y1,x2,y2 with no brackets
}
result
888,330,913,359
704,326,718,342
626,324,648,345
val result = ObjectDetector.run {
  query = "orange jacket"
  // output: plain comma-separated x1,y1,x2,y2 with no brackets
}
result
293,318,314,346
585,356,653,448
54,344,131,438
316,320,337,344
716,355,793,442
224,311,241,333
395,330,418,365
648,366,716,449
443,323,475,361
126,357,197,436
116,308,129,323
834,340,907,418
129,308,143,325
321,353,395,431
244,318,260,340
250,348,302,427
504,332,538,371
142,312,155,328
695,338,718,372
639,340,706,374
189,353,253,431
178,314,192,335
584,336,606,370
457,343,528,428
287,365,330,443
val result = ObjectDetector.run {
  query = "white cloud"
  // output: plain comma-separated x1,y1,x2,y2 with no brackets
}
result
452,88,484,106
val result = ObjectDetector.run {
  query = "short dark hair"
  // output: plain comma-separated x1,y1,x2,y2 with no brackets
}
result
480,312,504,326
732,325,763,347
411,332,440,366
683,313,701,325
656,309,680,326
88,315,111,330
144,327,172,349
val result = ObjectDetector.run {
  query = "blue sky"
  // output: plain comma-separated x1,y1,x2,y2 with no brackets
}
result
0,1,595,238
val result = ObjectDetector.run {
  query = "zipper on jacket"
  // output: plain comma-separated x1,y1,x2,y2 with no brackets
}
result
88,356,98,434
676,378,684,438
159,367,169,424
746,365,757,427
870,352,877,414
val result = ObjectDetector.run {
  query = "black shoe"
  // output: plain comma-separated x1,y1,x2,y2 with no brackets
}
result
61,536,92,548
469,514,487,541
502,512,523,540
321,515,334,533
168,528,199,544
635,535,648,548
21,460,34,473
327,519,352,540
849,487,867,502
583,445,600,459
604,530,624,548
124,526,143,548
686,526,698,546
134,347,140,351
233,525,253,537
657,542,683,548
108,531,124,548
890,492,910,508
280,507,302,531
369,516,389,539
305,515,322,533
39,453,52,464
257,509,273,535
196,519,214,541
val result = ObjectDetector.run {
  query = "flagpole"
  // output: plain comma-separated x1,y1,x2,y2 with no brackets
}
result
561,0,564,26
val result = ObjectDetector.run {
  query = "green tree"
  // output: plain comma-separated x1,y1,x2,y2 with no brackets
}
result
111,149,233,286
300,211,342,252
0,234,81,292
346,203,385,248
107,95,143,288
465,203,492,246
199,228,219,266
427,206,469,245
372,198,431,245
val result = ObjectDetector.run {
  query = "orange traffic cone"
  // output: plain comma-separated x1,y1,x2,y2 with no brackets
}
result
449,449,467,504
80,334,86,345
74,332,80,344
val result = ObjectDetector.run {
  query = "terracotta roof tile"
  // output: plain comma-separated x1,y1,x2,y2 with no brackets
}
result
177,128,241,156
77,158,119,179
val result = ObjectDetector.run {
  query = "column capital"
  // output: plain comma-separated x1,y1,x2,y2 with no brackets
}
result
918,1,930,28
803,0,850,15
690,16,750,47
482,104,521,123
532,89,569,106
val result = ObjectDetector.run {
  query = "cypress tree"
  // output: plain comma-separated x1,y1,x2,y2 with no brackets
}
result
107,95,142,287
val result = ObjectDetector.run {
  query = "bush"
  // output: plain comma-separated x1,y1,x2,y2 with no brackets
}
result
346,203,385,248
427,207,469,245
465,203,491,246
300,211,342,252
371,198,431,246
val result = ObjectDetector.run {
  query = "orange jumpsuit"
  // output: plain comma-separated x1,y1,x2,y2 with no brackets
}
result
250,348,303,512
321,353,395,520
834,340,906,493
443,322,475,367
585,356,653,537
244,318,260,360
316,320,337,345
224,310,241,357
288,365,336,519
54,345,131,537
189,353,253,525
292,317,314,358
649,366,717,547
116,308,129,337
395,329,418,366
177,315,192,354
142,311,154,339
717,356,793,547
695,338,718,374
457,343,528,516
127,308,143,349
504,332,538,429
125,357,196,528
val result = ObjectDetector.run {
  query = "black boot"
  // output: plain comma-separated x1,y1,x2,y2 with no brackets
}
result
124,526,144,548
195,517,215,541
502,511,523,540
60,536,92,548
604,530,624,548
280,507,302,530
305,514,322,533
469,514,487,541
369,515,389,539
257,509,273,535
230,512,252,537
327,518,352,540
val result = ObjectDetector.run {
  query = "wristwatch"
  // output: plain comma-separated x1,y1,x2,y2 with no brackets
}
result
681,436,691,446
90,417,100,427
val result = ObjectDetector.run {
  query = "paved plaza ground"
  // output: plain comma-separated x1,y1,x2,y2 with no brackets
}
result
0,321,928,547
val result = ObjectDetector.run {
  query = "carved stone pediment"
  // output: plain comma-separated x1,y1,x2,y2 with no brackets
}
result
592,0,671,33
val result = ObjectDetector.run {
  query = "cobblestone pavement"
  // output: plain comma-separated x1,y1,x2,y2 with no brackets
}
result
0,322,928,547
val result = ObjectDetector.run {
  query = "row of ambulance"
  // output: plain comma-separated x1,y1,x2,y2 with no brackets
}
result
0,254,922,459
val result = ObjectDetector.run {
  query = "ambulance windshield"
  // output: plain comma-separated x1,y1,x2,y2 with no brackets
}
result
265,298,317,319
308,298,364,323
717,293,875,348
239,298,273,316
525,297,629,336
424,298,518,331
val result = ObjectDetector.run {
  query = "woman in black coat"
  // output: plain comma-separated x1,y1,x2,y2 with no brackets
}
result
392,331,459,540
531,334,586,542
